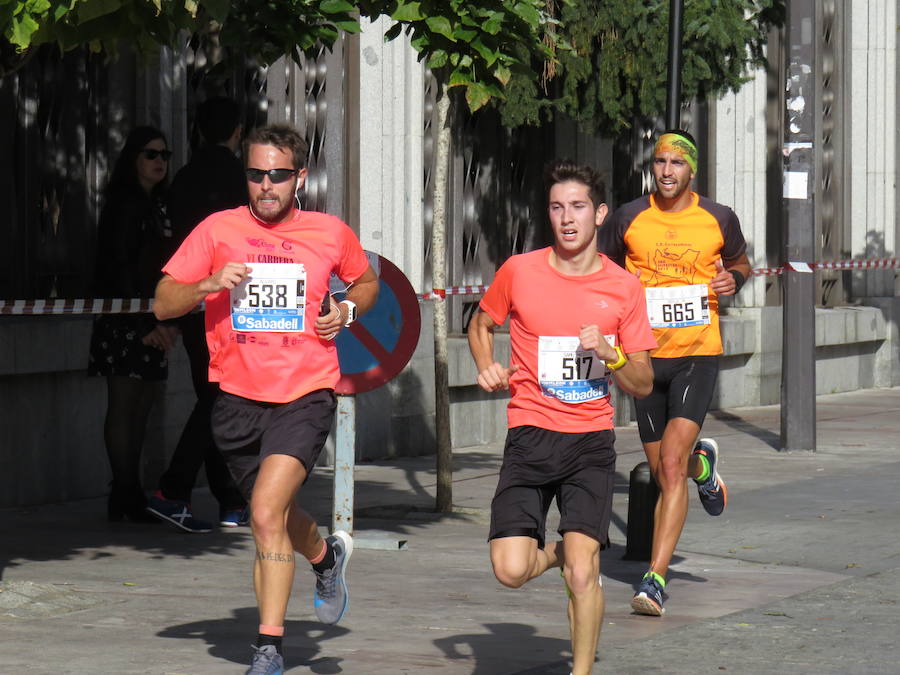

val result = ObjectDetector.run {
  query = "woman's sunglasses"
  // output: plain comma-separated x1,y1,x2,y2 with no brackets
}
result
141,149,172,161
245,168,298,184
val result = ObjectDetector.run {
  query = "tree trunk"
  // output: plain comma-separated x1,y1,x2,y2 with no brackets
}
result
432,81,453,513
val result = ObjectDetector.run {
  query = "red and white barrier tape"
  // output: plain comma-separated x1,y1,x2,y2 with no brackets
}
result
752,258,900,277
418,285,490,301
750,266,783,276
0,298,154,316
2,258,897,315
811,258,900,270
421,258,900,298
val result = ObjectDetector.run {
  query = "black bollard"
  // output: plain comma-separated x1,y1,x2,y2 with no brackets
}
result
623,461,659,561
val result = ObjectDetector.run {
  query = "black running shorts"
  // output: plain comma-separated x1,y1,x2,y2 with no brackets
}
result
211,388,336,500
635,355,719,443
489,426,616,549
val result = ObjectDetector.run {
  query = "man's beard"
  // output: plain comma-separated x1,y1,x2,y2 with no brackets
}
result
250,195,293,224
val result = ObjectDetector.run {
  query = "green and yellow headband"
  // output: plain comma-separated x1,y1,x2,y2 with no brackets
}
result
654,133,698,174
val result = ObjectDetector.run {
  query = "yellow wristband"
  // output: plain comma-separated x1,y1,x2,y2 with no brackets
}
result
607,345,628,371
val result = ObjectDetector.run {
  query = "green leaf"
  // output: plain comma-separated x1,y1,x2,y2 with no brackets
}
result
424,15,453,40
384,21,403,41
452,25,476,42
482,14,503,35
426,49,448,69
448,68,472,87
493,64,511,86
317,25,338,43
511,1,540,27
468,36,498,66
8,14,39,49
465,81,494,111
319,0,355,13
391,1,424,22
334,19,361,33
76,0,122,24
24,0,52,14
52,4,70,21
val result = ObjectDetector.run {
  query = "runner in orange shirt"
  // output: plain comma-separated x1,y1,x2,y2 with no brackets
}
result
600,130,751,616
469,160,656,675
154,124,378,675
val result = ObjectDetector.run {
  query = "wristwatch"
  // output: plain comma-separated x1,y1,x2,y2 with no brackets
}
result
340,300,358,327
607,345,628,371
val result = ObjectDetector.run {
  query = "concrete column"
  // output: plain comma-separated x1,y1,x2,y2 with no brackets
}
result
713,66,770,410
350,17,426,291
848,0,896,298
713,66,768,309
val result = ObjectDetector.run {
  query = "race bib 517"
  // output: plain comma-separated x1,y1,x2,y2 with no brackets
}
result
537,335,613,404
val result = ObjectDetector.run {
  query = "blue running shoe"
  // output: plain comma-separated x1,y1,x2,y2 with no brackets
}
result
313,530,353,624
693,438,728,516
245,644,283,675
219,507,250,528
631,573,665,616
146,493,213,533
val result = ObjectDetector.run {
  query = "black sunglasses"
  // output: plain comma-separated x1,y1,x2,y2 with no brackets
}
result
141,148,172,161
245,168,299,184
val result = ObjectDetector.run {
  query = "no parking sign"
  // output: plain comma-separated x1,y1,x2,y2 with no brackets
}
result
332,253,420,394
329,253,420,538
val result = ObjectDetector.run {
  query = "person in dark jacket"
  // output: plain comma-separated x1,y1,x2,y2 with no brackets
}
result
145,97,249,533
89,125,178,522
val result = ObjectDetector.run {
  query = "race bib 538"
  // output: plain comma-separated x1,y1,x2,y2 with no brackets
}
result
230,262,306,332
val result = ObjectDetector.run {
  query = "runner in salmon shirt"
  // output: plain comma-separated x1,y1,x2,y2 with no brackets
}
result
154,124,378,675
469,160,656,674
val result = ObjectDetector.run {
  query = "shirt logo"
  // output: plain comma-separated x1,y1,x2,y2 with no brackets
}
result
246,237,275,249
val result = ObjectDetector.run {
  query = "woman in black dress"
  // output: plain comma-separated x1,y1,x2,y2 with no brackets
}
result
89,126,178,521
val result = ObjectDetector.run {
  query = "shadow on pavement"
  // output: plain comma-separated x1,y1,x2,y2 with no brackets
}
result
158,607,351,672
708,409,781,450
0,501,252,579
435,622,571,675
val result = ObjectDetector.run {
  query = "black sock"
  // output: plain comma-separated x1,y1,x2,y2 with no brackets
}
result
256,633,283,654
311,538,335,573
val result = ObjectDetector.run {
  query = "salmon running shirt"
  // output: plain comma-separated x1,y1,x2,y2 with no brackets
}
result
162,206,370,403
479,248,657,433
600,192,746,358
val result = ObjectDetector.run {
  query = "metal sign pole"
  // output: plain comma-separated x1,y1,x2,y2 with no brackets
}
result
780,0,817,452
332,394,355,534
329,253,418,549
665,0,685,129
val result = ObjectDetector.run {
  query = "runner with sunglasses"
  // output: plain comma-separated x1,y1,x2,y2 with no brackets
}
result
154,124,378,675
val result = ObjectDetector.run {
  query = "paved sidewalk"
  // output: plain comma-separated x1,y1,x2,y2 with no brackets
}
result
2,387,900,674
